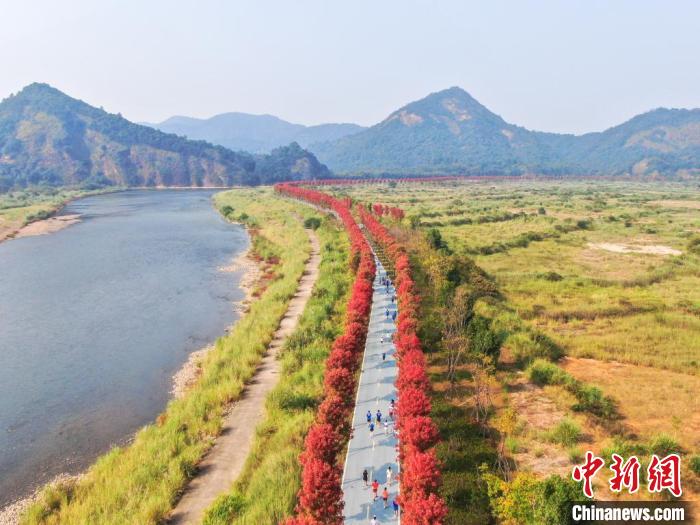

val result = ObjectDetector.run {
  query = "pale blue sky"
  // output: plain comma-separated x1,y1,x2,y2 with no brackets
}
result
1,0,699,134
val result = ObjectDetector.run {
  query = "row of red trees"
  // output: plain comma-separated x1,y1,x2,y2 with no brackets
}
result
275,183,376,525
358,207,449,525
279,175,524,187
371,203,405,220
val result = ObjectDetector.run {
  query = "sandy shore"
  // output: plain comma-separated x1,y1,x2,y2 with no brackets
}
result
171,246,262,400
15,214,81,239
0,213,81,245
0,474,82,525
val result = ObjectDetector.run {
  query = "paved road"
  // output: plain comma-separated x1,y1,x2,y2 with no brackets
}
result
342,257,400,524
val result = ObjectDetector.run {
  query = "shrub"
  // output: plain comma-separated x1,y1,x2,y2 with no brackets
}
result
689,455,700,476
547,418,581,447
648,434,681,457
484,471,579,525
527,359,569,386
505,436,520,455
303,217,321,230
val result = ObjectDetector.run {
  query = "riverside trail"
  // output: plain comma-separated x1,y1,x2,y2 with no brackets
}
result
168,227,321,525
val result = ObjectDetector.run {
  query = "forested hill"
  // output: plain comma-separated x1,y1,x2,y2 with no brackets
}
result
0,84,331,191
309,86,700,178
145,113,365,153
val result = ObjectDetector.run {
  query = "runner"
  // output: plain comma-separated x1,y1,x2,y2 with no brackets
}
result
382,487,389,508
376,409,382,423
392,498,400,517
383,419,389,434
370,516,379,525
366,410,372,425
386,466,393,485
382,351,386,361
371,479,379,500
362,468,369,488
369,421,375,439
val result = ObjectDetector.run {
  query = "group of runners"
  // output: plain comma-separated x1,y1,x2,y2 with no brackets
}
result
365,398,396,439
362,466,400,520
353,267,401,524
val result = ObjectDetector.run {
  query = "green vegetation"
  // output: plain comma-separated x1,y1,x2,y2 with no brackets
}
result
22,188,312,525
527,360,616,418
483,471,579,525
330,178,700,517
0,83,329,191
311,86,700,177
203,208,351,524
546,418,582,447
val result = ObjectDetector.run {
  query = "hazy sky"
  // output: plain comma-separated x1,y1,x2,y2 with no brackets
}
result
2,0,699,134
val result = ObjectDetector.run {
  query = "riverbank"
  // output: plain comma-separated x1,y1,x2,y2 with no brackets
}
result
0,189,249,525
169,227,321,523
0,187,122,244
20,189,312,524
171,247,262,400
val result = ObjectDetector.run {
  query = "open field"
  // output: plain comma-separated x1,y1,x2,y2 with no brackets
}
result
328,179,700,520
335,180,700,373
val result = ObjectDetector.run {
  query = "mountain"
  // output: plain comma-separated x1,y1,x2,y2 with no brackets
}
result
309,87,700,178
0,84,331,192
145,113,365,153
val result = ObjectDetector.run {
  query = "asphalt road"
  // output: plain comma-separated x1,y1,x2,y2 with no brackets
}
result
342,257,400,524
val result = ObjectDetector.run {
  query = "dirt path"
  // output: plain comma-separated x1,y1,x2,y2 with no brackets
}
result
168,228,321,525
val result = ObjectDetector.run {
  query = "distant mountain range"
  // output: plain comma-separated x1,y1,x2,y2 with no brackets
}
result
144,113,365,153
1,84,699,190
309,87,700,178
0,84,330,191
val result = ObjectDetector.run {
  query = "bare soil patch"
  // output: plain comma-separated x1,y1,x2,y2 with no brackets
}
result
587,242,681,256
648,200,700,210
14,214,81,239
508,375,572,477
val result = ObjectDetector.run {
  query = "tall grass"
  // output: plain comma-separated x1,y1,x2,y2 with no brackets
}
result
22,189,310,525
203,215,351,524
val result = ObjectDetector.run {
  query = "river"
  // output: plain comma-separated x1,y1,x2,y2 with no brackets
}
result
0,189,247,505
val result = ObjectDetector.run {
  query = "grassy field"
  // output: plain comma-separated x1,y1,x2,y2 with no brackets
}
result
329,179,700,520
22,188,313,525
336,179,700,373
203,197,351,524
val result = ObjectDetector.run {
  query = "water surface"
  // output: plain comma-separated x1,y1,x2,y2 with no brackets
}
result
0,190,247,505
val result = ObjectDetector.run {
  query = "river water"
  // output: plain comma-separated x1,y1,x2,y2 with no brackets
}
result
0,189,247,505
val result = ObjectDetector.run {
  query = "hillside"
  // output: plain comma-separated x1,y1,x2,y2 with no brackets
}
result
0,84,331,191
309,87,700,178
145,112,365,153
